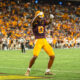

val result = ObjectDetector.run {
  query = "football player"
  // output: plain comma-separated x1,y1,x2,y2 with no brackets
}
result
25,11,55,76
20,37,25,53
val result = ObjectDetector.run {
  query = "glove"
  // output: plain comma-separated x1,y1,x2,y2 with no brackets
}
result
50,14,54,19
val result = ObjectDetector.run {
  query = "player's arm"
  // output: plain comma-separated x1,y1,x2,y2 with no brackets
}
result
45,14,54,25
31,12,44,26
31,17,38,27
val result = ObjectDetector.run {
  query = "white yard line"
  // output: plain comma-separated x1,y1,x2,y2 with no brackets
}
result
0,66,80,74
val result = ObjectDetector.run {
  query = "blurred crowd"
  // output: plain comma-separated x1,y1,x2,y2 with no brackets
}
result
0,0,80,50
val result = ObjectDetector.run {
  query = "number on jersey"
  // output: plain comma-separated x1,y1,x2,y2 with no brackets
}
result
38,26,44,34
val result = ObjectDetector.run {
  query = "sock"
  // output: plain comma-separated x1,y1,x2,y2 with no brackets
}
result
27,68,31,71
46,69,50,72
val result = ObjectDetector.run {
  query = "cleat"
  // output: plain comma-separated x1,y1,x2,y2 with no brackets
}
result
45,72,54,75
25,70,30,76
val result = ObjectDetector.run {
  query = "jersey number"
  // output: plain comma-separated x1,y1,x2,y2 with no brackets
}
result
38,26,44,34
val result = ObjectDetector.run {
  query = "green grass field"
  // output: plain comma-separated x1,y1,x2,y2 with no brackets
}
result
0,48,80,80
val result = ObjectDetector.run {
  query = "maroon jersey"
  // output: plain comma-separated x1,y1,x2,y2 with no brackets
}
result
32,19,46,39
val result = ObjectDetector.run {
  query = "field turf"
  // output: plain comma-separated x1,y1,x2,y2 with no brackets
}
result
0,48,80,80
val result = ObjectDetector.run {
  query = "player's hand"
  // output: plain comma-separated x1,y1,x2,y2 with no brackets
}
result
50,14,54,19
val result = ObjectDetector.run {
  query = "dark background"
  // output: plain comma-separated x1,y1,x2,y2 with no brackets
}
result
20,0,80,5
2,0,79,5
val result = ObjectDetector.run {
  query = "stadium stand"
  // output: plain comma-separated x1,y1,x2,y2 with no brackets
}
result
0,0,80,50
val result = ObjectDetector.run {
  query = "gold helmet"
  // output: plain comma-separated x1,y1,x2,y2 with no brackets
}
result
35,11,44,18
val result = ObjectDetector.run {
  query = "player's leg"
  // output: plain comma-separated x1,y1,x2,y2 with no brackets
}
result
23,45,25,53
43,39,55,75
29,39,42,68
25,39,43,76
21,43,23,53
25,56,37,76
24,46,25,53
